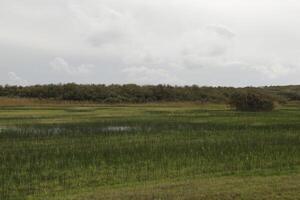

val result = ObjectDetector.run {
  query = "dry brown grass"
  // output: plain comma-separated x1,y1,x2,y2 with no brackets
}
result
0,97,100,107
0,97,226,108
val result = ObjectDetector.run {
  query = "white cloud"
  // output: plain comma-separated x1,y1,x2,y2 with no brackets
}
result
252,63,294,79
122,66,179,84
50,57,94,76
8,72,28,86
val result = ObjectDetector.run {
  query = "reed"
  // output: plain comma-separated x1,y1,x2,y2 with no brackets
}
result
1,103,300,199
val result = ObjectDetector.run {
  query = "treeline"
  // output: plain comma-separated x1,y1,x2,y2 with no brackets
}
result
0,83,299,103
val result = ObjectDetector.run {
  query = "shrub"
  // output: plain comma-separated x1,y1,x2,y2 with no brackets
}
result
229,91,274,112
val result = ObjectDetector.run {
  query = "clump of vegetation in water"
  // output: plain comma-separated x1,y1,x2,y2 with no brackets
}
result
229,91,275,111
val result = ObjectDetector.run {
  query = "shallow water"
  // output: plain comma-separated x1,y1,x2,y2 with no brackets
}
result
0,126,137,134
102,126,134,132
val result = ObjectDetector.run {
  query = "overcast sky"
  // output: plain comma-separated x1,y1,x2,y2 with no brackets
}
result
1,0,300,86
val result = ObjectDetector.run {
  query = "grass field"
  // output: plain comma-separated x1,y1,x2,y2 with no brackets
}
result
1,101,300,199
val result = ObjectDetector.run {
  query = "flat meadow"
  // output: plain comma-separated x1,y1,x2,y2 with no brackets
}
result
1,99,300,199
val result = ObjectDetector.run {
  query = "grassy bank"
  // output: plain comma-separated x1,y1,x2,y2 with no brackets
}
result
71,174,300,200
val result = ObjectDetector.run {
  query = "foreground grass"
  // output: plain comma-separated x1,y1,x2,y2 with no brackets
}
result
1,102,300,199
70,174,300,200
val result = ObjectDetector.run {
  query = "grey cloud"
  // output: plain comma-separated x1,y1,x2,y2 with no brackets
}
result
251,63,295,79
206,25,236,39
50,57,94,76
0,0,300,86
88,30,126,47
69,3,136,47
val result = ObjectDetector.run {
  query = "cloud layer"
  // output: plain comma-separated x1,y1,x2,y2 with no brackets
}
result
50,57,94,76
0,0,300,86
8,72,28,86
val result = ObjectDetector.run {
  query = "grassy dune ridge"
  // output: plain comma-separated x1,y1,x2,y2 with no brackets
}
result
1,102,300,199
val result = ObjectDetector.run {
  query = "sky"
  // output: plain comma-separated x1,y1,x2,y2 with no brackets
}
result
0,0,300,87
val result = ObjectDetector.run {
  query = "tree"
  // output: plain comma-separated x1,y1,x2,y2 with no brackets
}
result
229,91,274,112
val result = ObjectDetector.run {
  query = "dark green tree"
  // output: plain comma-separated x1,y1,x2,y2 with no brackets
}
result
229,91,274,112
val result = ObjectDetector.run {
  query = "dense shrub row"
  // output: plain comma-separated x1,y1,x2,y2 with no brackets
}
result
0,83,298,104
0,84,235,103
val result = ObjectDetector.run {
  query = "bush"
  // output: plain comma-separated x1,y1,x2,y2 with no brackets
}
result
229,91,275,112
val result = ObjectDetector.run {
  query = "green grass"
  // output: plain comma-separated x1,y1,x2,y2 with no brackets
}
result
1,103,300,199
71,174,300,200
